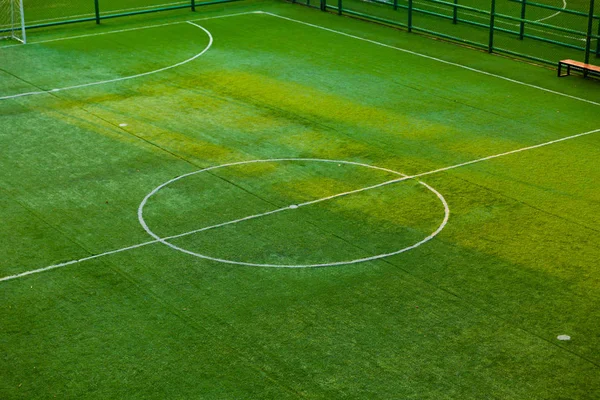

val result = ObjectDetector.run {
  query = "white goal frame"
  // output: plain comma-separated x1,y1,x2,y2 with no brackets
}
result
0,0,26,44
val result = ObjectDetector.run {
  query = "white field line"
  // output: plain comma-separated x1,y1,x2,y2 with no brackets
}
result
23,1,189,26
1,21,193,49
372,0,574,39
411,0,568,25
260,12,600,107
536,0,568,22
1,11,599,280
136,159,450,268
2,10,595,105
2,127,599,282
0,11,261,100
0,11,258,49
0,22,212,101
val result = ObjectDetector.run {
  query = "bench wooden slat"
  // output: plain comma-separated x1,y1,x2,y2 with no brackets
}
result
560,59,600,73
558,59,600,78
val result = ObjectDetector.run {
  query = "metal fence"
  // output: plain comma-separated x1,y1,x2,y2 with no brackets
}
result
4,0,599,66
18,0,238,30
294,0,599,65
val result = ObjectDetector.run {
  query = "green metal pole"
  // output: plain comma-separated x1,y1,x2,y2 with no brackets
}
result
393,0,398,11
191,0,196,12
408,0,413,32
596,16,600,56
489,0,496,53
585,0,595,64
338,0,342,15
453,0,458,24
94,0,100,24
519,0,527,39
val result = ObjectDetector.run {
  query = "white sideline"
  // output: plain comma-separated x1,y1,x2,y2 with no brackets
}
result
2,127,598,282
21,1,190,26
0,11,257,49
2,10,597,106
259,12,600,107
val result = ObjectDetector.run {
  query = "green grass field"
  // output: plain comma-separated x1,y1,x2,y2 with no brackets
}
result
2,1,600,398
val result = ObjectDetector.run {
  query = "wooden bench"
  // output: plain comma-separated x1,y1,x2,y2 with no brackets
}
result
558,59,600,78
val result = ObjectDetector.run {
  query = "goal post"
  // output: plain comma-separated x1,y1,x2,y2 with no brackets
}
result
0,0,26,44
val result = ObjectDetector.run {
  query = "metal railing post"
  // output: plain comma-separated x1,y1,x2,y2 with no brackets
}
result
519,0,527,39
191,0,196,12
488,0,496,53
408,0,413,32
94,0,100,24
453,0,458,24
596,16,600,56
585,0,595,64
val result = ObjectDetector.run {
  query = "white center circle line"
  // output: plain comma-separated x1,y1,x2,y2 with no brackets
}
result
137,158,450,268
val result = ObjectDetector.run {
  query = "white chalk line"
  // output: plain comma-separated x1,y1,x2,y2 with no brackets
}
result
2,10,596,106
536,0,568,23
413,0,568,25
363,0,574,40
1,11,598,280
0,11,261,100
3,127,599,282
0,11,258,49
20,1,189,26
261,12,600,107
0,22,212,101
137,158,450,267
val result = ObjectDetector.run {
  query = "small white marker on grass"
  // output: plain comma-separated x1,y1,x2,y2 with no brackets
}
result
289,204,298,209
119,123,128,127
557,335,571,341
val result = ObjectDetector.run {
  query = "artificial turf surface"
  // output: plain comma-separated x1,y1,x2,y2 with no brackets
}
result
1,1,600,398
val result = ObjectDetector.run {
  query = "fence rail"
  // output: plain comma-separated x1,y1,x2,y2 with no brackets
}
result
0,0,240,33
2,0,598,66
294,0,599,66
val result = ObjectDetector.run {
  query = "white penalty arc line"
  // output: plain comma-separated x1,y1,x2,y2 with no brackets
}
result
2,127,599,282
0,21,212,101
258,12,600,107
0,11,262,99
536,0,568,23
